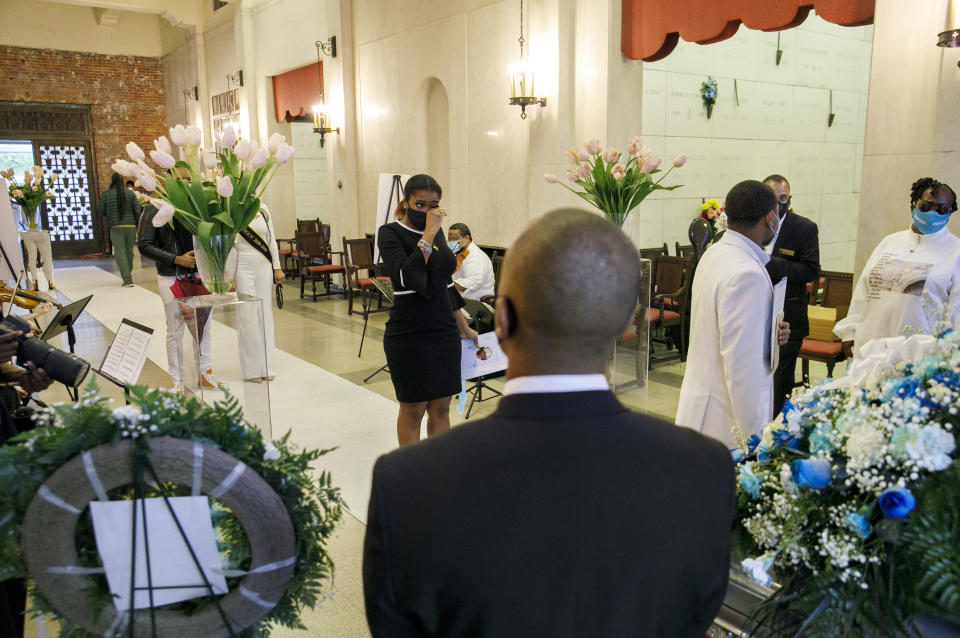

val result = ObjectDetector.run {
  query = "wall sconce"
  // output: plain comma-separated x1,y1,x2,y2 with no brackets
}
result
182,86,198,101
508,0,546,119
317,36,337,59
226,70,243,88
312,104,339,148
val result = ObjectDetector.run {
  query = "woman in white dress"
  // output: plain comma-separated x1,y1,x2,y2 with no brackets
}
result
233,203,284,381
835,177,960,360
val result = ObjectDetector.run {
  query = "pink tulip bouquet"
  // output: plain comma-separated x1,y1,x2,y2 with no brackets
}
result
113,124,294,292
545,137,685,227
2,166,57,230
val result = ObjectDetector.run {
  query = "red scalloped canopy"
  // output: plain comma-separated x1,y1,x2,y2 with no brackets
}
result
622,0,874,62
272,62,323,123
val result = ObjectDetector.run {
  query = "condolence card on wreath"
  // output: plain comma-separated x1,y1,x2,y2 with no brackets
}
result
461,331,507,380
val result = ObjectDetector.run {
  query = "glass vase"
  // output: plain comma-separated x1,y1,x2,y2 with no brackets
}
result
22,202,40,230
193,233,238,294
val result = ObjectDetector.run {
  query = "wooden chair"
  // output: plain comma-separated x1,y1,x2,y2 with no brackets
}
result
343,236,391,316
638,244,669,288
297,218,321,234
644,255,693,363
675,242,695,258
276,237,297,279
298,229,346,301
799,270,854,383
479,253,506,307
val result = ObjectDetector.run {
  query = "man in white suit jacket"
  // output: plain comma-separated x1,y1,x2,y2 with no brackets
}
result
676,180,784,448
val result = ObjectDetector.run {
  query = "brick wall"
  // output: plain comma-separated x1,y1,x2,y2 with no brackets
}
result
0,45,166,196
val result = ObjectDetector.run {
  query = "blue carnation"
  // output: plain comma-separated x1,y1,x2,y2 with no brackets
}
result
790,458,832,489
932,368,960,390
886,376,921,401
780,399,795,418
808,424,835,454
878,487,916,518
844,512,873,539
756,443,772,463
739,462,762,499
772,428,800,450
747,434,761,452
730,448,745,464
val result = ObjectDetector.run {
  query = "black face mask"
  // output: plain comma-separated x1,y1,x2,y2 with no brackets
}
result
406,207,427,231
778,200,790,217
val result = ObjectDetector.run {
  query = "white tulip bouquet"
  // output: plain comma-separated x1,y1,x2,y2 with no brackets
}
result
544,137,685,228
113,124,293,293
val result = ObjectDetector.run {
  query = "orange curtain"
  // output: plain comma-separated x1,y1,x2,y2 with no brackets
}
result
622,0,874,62
272,62,323,122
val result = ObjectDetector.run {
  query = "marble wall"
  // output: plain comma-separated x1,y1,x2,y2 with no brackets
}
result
857,0,960,276
348,0,648,248
640,14,873,272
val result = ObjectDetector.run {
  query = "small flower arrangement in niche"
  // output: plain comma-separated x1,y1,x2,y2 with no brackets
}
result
731,331,960,637
2,166,57,230
543,137,684,228
700,199,722,236
701,76,718,119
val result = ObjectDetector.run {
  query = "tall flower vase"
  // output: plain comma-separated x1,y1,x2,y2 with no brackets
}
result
194,234,238,294
608,218,650,410
22,202,41,230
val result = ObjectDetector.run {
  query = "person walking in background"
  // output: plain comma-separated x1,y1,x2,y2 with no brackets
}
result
377,174,479,446
364,209,735,638
98,172,141,287
233,203,284,382
762,174,819,416
137,203,217,392
676,180,789,448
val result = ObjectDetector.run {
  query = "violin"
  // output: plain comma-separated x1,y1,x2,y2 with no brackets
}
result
0,282,61,311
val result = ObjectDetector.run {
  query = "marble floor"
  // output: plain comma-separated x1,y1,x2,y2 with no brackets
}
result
22,253,844,638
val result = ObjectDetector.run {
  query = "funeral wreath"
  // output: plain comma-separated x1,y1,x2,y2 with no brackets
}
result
0,384,342,637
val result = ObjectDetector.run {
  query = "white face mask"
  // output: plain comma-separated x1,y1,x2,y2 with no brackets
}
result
763,214,779,247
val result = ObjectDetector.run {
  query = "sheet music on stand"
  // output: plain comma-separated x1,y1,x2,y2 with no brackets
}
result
99,319,154,386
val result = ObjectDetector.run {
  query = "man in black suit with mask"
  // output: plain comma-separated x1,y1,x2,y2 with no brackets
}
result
763,174,820,416
363,209,736,638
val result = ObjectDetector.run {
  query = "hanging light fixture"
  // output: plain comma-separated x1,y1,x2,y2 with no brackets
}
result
938,0,960,47
313,39,340,147
508,0,546,119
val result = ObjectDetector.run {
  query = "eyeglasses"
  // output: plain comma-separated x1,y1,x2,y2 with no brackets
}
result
918,201,952,215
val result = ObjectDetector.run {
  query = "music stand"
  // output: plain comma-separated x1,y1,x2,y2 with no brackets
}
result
40,294,92,355
463,374,502,419
363,174,403,381
362,278,393,382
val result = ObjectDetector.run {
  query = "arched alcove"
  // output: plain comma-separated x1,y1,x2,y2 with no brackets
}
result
424,77,450,190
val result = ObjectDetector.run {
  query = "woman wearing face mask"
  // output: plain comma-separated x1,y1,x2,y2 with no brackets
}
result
377,174,480,446
835,177,960,360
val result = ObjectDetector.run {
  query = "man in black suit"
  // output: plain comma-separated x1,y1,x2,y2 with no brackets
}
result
763,174,820,417
363,209,736,638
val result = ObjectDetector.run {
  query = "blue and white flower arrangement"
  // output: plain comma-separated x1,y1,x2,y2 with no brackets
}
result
700,76,718,118
731,332,960,636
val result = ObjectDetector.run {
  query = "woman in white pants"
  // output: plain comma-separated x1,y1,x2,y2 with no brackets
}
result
234,203,284,381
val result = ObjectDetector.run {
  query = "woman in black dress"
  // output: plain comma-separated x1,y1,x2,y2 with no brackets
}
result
378,174,479,445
